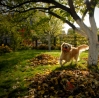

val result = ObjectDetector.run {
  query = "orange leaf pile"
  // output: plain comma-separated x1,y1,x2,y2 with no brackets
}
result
28,70,99,98
29,54,58,66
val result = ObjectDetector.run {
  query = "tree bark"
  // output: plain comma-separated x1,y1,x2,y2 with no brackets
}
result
88,7,98,66
88,37,98,66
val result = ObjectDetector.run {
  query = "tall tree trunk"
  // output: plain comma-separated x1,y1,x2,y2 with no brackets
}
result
53,36,56,46
88,7,98,66
48,32,51,51
75,17,98,66
73,30,77,47
88,40,98,66
88,22,98,66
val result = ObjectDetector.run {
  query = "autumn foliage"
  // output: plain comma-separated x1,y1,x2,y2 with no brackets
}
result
29,70,99,98
29,54,58,66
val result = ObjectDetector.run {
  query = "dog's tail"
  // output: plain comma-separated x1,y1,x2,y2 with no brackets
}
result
77,44,89,52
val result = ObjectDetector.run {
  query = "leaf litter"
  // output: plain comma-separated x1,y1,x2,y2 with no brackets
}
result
28,70,99,98
29,54,59,66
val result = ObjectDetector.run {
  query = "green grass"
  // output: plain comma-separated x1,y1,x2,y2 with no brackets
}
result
0,49,89,97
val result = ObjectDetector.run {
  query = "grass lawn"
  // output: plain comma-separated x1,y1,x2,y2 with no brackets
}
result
0,49,91,97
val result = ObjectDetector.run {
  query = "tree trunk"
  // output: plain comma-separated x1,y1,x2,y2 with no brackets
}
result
88,14,98,66
48,32,51,51
88,41,98,66
53,36,56,46
75,17,98,66
87,32,98,66
73,30,77,47
35,39,38,48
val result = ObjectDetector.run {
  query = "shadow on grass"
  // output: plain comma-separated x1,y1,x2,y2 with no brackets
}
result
0,86,29,98
55,63,77,71
0,50,42,72
8,87,29,98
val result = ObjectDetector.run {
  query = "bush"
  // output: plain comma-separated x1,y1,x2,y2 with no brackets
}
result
37,44,61,50
51,45,55,50
0,44,12,55
18,45,32,50
55,44,61,50
37,44,48,50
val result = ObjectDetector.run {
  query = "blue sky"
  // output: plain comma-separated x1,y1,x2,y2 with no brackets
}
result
63,7,99,33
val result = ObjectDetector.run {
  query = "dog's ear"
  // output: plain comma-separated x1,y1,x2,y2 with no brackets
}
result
61,43,64,49
61,42,65,50
61,42,65,47
62,42,65,45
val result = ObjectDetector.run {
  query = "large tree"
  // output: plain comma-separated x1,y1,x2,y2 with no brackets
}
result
0,0,99,66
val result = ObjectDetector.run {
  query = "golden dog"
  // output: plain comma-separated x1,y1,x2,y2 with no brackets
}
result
60,43,89,66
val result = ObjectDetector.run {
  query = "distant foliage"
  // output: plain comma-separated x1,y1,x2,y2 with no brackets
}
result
37,44,61,50
18,44,33,50
37,44,48,50
55,45,61,50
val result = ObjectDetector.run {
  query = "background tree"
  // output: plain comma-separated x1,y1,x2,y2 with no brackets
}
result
0,13,22,50
34,14,63,50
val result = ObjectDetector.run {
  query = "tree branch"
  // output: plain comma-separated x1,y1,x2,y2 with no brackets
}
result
1,5,58,13
49,0,71,13
0,0,58,10
68,0,81,21
0,0,72,15
82,9,88,20
85,0,97,34
0,0,33,10
46,11,87,37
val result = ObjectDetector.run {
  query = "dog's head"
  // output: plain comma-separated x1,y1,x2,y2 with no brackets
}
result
61,43,72,52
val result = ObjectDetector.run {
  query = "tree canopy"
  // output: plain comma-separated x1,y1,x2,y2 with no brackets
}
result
0,0,99,36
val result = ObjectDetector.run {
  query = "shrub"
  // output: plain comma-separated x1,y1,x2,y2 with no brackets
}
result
18,45,32,50
0,44,12,55
51,45,55,50
37,44,48,50
55,45,61,50
37,44,61,50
